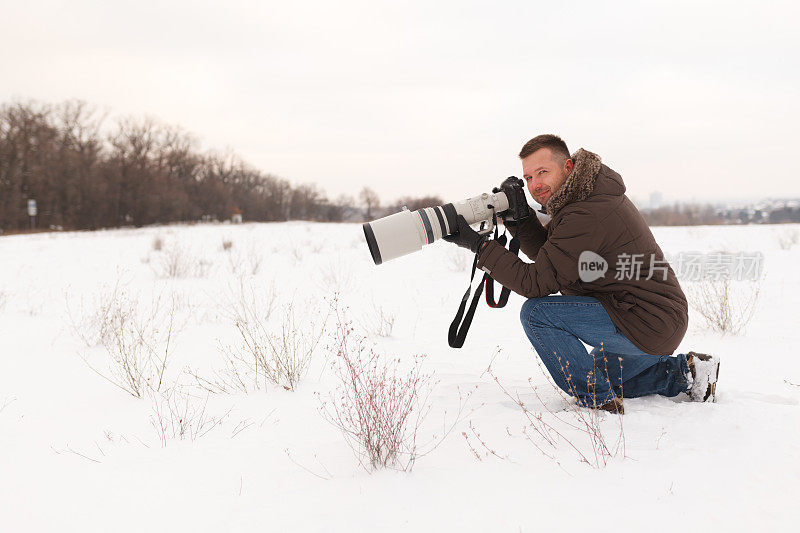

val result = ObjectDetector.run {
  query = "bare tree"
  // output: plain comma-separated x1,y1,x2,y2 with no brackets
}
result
387,195,444,213
0,98,429,231
359,187,381,220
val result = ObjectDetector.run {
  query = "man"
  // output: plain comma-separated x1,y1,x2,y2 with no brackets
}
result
444,134,719,414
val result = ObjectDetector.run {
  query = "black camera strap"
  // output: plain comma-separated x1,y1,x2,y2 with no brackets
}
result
484,231,519,308
447,221,520,348
447,247,486,349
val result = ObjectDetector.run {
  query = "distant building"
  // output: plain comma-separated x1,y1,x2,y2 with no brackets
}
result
649,191,663,210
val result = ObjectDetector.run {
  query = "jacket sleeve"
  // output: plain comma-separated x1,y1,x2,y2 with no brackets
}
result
505,213,548,261
478,208,600,298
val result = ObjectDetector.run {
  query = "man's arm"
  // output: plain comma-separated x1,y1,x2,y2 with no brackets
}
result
505,213,548,261
478,208,600,298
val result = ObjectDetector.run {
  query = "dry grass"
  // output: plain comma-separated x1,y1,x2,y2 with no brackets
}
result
489,347,626,470
358,301,396,338
1,396,16,414
67,279,126,348
151,240,212,278
148,388,231,447
192,285,328,393
226,241,263,276
776,228,799,250
688,278,760,334
73,286,181,398
290,243,303,265
317,256,355,294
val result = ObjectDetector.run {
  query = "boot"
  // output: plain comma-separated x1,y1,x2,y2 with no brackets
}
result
597,396,624,415
686,351,720,402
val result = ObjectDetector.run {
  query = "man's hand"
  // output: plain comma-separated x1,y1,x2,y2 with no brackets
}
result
497,210,517,227
443,215,488,253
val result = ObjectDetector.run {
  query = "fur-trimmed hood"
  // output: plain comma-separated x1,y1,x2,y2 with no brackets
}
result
543,148,623,215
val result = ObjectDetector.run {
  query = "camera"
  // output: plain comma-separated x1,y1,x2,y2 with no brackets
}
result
362,177,530,265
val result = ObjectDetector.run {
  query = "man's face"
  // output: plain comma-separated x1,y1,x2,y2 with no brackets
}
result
521,148,573,206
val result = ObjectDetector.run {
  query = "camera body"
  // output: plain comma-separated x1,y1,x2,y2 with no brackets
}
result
493,176,530,224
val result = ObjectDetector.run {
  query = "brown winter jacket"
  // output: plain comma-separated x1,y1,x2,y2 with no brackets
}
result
476,148,688,356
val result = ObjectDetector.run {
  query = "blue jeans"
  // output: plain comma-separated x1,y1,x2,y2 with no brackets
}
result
520,295,690,407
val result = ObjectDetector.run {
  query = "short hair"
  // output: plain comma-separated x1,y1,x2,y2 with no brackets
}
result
518,134,570,162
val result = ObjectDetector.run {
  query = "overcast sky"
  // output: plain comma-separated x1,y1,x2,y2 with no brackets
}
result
2,0,798,206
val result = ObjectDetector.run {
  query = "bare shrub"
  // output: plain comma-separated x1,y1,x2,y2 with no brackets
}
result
687,278,760,334
79,290,180,398
223,278,277,325
1,396,16,414
249,252,263,275
27,301,43,316
152,235,164,251
66,279,127,347
221,238,233,251
151,241,211,278
155,242,191,278
227,241,263,276
777,228,799,250
461,420,509,461
194,288,327,393
189,352,250,395
290,244,303,264
148,388,231,447
489,347,625,470
359,301,396,337
318,314,435,471
318,257,355,294
195,257,213,277
248,307,324,390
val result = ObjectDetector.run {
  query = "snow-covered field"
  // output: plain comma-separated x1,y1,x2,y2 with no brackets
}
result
1,221,798,532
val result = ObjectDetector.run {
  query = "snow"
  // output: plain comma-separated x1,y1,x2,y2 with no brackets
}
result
1,222,799,532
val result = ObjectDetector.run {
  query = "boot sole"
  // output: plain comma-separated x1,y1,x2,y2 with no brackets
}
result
705,361,720,402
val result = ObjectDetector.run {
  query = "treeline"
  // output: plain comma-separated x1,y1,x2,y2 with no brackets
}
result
19,98,794,233
640,203,725,226
641,202,800,226
0,100,442,233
